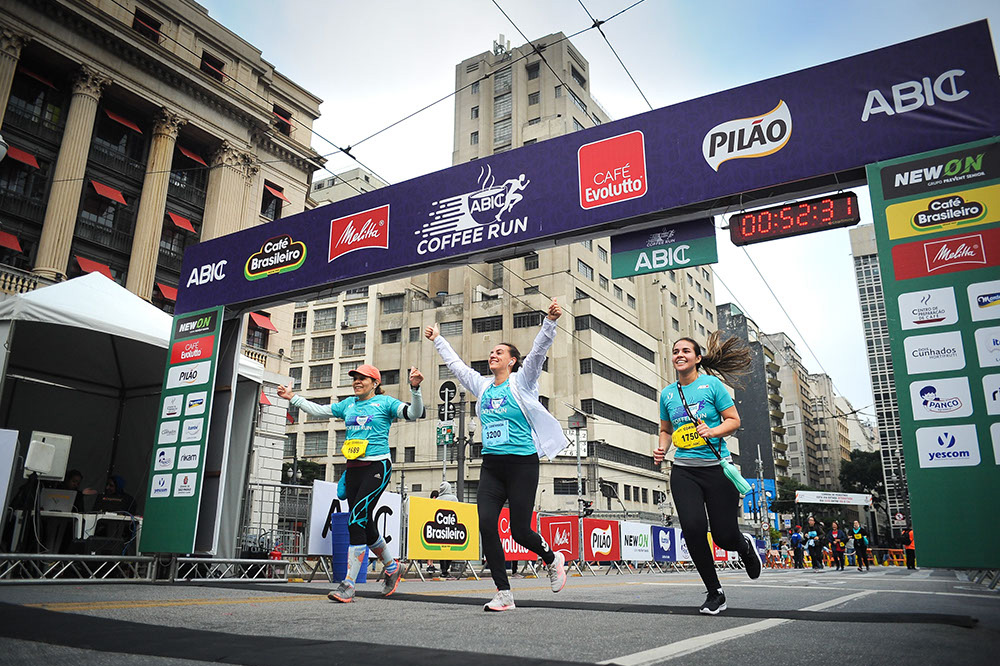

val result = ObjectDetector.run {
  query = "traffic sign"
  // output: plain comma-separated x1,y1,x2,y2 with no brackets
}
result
437,403,457,421
436,423,454,446
894,512,905,521
439,380,457,403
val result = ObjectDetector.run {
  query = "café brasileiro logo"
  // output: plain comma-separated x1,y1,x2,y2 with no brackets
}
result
415,164,530,256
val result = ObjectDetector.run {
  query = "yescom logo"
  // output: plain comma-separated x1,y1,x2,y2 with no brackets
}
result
916,424,980,468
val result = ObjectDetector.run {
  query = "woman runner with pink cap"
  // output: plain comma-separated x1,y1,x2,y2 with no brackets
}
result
278,363,424,603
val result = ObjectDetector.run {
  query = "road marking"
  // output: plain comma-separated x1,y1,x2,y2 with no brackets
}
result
25,595,320,611
600,591,874,665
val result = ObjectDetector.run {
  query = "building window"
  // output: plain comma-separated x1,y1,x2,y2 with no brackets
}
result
614,285,623,300
246,321,268,350
293,311,307,335
554,478,583,495
581,239,593,250
471,106,479,119
344,303,367,327
513,311,544,329
624,485,631,501
598,246,608,262
493,66,511,94
524,285,539,294
555,85,562,98
438,364,456,379
470,131,479,146
580,358,657,400
671,317,680,331
524,253,539,270
568,88,587,113
290,340,304,363
311,335,336,360
381,329,401,344
472,316,502,333
575,288,590,300
440,320,463,337
471,81,479,95
599,275,609,291
339,361,362,385
345,286,368,299
577,259,593,280
261,181,284,220
528,91,539,105
381,294,404,314
670,293,678,306
200,51,226,82
341,332,366,357
528,117,540,126
573,118,585,132
314,307,336,332
471,360,489,375
284,433,297,458
523,139,536,146
571,66,587,89
705,289,712,301
409,327,420,342
526,61,540,80
575,314,656,362
132,9,162,42
306,397,331,422
493,118,512,148
272,104,292,136
303,431,328,457
309,364,333,390
706,311,714,323
494,92,512,119
381,369,400,385
627,294,636,309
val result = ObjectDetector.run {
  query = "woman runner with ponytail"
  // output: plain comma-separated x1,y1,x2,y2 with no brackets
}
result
653,332,763,615
426,299,568,612
277,364,424,603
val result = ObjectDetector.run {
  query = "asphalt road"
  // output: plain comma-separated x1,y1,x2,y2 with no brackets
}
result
0,566,996,665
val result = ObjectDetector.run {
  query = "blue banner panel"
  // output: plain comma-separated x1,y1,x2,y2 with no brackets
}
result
176,22,1000,313
651,525,675,562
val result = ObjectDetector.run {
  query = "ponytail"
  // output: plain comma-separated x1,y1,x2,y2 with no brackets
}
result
676,331,752,388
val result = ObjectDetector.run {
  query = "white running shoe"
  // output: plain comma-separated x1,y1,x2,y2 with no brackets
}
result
483,589,515,612
547,551,567,593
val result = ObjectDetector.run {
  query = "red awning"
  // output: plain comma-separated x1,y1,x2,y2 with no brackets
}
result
0,231,23,253
17,66,56,89
91,180,127,205
75,256,113,279
259,391,272,406
264,184,290,203
249,312,278,332
104,109,142,134
178,145,207,166
167,212,196,233
6,145,39,169
156,282,177,302
285,411,295,424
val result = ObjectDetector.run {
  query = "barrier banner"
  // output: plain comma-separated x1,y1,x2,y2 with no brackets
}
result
498,508,538,561
307,481,401,556
619,521,653,561
539,514,579,561
675,528,692,562
651,525,675,562
582,518,620,562
709,533,729,562
406,495,479,561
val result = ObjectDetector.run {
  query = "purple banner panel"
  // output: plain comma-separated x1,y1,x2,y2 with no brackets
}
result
177,21,1000,313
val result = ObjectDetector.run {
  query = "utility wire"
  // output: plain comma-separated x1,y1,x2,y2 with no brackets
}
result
575,0,653,110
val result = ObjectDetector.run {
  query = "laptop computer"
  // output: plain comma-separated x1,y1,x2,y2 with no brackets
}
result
40,488,77,512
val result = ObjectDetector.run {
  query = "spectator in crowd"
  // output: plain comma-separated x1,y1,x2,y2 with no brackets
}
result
805,516,825,570
904,526,916,570
791,526,805,569
852,519,871,571
828,521,847,571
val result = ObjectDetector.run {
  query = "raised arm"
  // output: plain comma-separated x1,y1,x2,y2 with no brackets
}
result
426,325,489,396
278,384,337,418
518,299,561,386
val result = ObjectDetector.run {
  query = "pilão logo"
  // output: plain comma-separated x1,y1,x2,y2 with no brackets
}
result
591,526,613,555
702,101,792,171
245,234,306,280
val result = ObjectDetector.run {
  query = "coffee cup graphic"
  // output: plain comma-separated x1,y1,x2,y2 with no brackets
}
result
469,185,507,225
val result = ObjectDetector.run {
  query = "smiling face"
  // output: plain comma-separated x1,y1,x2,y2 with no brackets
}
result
672,339,701,375
853,520,860,529
350,373,377,398
488,344,516,374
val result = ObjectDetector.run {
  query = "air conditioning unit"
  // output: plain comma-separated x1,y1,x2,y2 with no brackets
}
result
340,321,349,329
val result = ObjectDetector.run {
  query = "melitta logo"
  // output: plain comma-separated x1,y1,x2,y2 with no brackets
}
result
912,195,984,228
416,164,529,256
577,130,647,209
328,204,389,262
421,509,468,546
553,527,570,547
245,234,306,280
862,69,968,123
924,234,986,272
591,526,613,555
917,424,980,468
702,100,791,171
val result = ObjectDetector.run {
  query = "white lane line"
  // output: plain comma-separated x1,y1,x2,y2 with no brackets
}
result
599,591,874,666
628,581,996,599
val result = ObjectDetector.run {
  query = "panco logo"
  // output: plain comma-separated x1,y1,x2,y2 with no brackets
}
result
170,335,214,365
328,204,389,262
245,234,306,280
578,130,647,209
702,100,791,171
591,526,613,555
421,509,469,548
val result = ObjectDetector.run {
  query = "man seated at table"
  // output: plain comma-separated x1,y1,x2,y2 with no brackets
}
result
92,475,135,514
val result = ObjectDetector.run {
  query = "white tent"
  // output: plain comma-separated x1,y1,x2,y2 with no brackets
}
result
0,273,263,531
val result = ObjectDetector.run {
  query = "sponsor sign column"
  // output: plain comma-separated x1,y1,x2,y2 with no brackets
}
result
139,307,223,553
866,137,999,568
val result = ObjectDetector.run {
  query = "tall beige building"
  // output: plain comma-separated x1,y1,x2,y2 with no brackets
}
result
762,332,819,487
808,373,851,491
285,34,722,518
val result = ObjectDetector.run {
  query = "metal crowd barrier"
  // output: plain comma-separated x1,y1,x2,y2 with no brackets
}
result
0,553,156,583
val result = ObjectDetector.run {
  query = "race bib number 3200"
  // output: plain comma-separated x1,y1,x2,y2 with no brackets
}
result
482,420,510,447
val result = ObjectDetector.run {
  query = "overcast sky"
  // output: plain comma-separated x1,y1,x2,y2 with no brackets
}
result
200,0,1000,416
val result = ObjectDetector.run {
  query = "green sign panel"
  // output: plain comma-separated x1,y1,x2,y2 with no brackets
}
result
138,306,224,554
867,137,1000,568
610,218,717,279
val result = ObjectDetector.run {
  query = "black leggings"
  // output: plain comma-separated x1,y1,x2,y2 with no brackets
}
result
345,459,392,545
856,548,869,569
671,464,746,592
478,454,554,591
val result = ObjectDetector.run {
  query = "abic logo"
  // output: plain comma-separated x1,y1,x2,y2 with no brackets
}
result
702,101,791,172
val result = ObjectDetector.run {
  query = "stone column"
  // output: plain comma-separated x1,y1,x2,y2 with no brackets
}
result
126,108,186,298
201,141,257,241
33,65,111,281
0,26,28,126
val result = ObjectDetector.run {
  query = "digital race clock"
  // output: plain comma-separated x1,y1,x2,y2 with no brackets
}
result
729,191,861,246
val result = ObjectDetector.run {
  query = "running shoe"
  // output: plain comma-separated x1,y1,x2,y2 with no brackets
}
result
328,581,355,603
382,561,402,597
547,551,567,593
484,589,516,612
740,533,762,580
699,588,727,615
